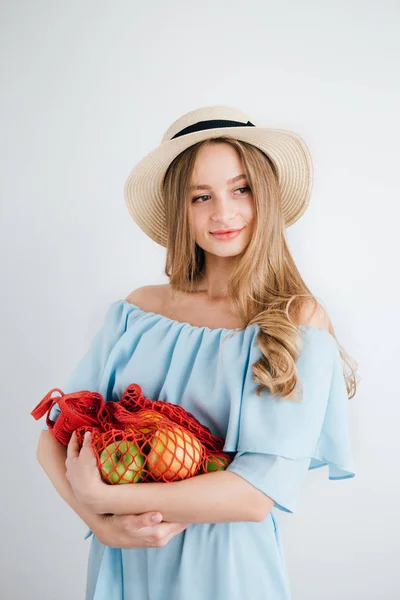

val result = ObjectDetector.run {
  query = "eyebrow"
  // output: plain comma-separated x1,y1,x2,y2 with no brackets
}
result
188,173,247,191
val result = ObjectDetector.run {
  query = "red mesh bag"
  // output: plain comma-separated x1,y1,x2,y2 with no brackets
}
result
31,383,235,483
31,387,108,447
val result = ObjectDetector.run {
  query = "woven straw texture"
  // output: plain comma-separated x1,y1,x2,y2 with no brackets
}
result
124,105,314,246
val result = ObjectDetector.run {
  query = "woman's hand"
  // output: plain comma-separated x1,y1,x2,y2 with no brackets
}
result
65,431,107,510
93,512,191,549
64,430,191,547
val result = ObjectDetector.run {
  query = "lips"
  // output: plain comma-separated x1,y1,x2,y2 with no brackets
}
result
210,227,245,240
210,227,244,234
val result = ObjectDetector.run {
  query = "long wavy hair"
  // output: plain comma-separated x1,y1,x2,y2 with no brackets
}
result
161,136,359,402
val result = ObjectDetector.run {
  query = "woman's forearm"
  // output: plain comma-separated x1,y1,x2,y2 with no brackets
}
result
36,431,101,532
97,470,268,524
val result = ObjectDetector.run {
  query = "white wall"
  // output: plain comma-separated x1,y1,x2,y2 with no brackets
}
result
1,0,399,598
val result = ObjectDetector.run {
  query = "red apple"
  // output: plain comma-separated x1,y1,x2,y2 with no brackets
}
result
147,425,202,481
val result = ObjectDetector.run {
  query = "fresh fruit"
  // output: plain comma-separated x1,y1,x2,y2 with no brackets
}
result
136,409,165,434
203,456,230,472
124,412,164,457
147,425,202,481
100,440,146,484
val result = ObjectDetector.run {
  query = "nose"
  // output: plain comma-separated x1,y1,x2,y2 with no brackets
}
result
210,193,237,223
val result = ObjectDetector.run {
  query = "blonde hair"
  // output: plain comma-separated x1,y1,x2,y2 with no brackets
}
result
161,136,359,402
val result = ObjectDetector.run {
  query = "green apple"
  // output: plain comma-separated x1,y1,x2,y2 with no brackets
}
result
100,440,146,484
203,456,230,472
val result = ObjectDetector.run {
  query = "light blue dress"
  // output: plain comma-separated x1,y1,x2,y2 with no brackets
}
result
42,299,356,600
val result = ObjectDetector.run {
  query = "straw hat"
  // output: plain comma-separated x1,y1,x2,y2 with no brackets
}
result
124,105,313,247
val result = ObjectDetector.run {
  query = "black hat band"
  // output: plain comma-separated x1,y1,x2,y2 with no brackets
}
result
171,119,255,140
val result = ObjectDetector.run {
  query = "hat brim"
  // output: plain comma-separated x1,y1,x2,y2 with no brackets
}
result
124,126,314,247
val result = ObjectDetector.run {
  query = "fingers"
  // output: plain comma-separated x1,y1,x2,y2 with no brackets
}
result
156,522,189,546
150,520,189,539
134,512,163,530
113,513,188,548
134,512,189,534
117,513,190,539
164,522,190,535
66,430,79,459
82,431,92,450
83,431,91,442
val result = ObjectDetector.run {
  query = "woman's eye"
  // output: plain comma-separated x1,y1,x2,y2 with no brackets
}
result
192,195,210,204
192,187,250,204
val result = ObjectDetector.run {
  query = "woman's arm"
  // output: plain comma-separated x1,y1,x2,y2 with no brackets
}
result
37,432,195,549
36,431,105,532
95,469,273,524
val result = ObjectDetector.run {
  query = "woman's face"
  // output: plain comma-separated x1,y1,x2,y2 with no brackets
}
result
189,143,255,257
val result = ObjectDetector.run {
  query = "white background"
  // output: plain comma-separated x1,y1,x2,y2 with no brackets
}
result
1,1,399,598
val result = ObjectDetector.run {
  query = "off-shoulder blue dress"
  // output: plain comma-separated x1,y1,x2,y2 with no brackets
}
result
42,299,356,600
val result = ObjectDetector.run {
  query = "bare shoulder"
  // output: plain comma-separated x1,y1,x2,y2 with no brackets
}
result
298,298,334,334
125,284,167,313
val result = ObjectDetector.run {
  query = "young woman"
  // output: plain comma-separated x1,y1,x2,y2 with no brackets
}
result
37,105,358,600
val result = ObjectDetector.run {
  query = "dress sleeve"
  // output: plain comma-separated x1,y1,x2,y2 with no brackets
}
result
224,325,357,514
41,300,131,431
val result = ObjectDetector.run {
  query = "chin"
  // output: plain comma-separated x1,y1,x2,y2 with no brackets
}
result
205,240,250,257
